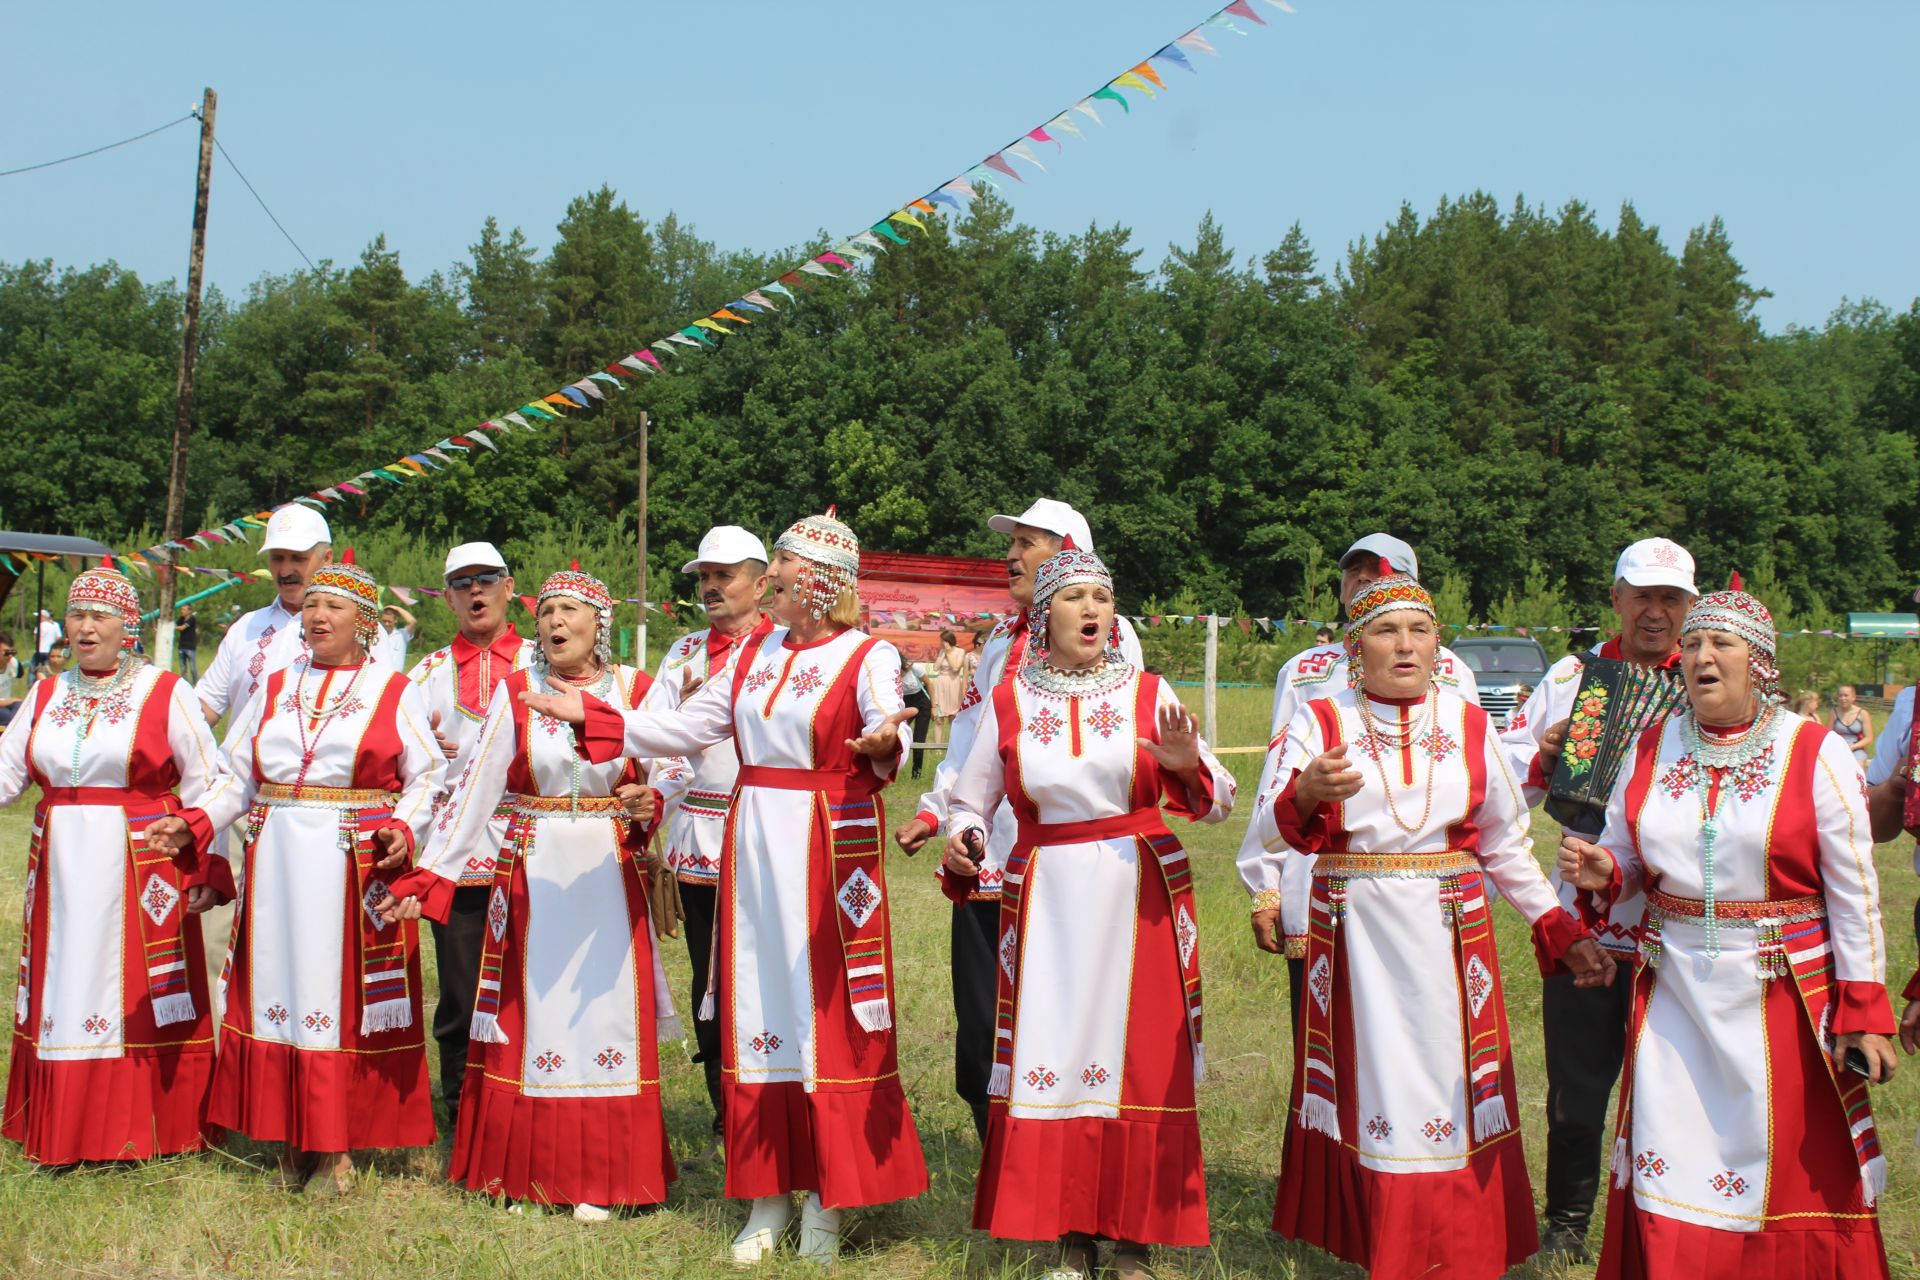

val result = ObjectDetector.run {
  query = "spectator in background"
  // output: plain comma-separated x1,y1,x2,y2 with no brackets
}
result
1789,690,1820,719
1312,626,1334,644
0,633,20,727
372,604,418,669
177,605,200,682
38,641,70,681
1514,682,1535,707
33,609,60,668
929,628,971,743
1831,683,1874,766
901,656,933,780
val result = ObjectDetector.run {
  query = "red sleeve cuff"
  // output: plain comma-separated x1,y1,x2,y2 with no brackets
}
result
1531,908,1589,976
1902,968,1920,1003
190,855,238,905
385,867,458,925
1570,852,1624,932
1525,753,1550,791
937,866,978,904
372,817,417,860
915,810,939,832
1833,980,1897,1037
1162,764,1217,822
1272,771,1334,854
571,692,626,765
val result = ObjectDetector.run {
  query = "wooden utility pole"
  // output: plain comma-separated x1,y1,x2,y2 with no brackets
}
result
635,410,650,670
154,88,217,670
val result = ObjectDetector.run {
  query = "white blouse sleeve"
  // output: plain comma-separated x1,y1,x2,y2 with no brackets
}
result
912,634,1001,830
413,692,514,886
1236,664,1295,902
0,678,42,809
217,687,270,828
947,694,1009,842
1154,677,1234,823
167,675,246,835
636,672,696,809
1811,729,1886,988
1250,701,1326,855
855,640,911,781
1470,714,1559,923
389,678,449,846
612,664,738,760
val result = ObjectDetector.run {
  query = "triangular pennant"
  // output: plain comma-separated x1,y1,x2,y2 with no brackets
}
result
1224,0,1268,24
763,282,796,300
744,289,779,309
502,413,534,430
871,221,910,246
1006,141,1047,171
798,262,835,277
982,152,1024,182
636,350,664,368
467,432,499,451
1047,112,1085,140
588,372,624,390
1091,86,1131,112
544,392,580,411
944,177,980,198
425,447,454,464
927,189,964,214
1111,72,1157,99
816,251,853,269
1073,99,1105,125
712,308,750,324
1153,44,1196,73
692,318,734,334
909,197,937,216
1175,29,1219,55
1131,61,1166,88
1027,125,1062,151
887,210,929,233
338,482,367,495
570,377,606,400
851,231,887,252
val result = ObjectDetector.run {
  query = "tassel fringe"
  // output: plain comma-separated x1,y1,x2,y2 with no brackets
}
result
656,1013,685,1042
469,1010,509,1045
851,998,892,1033
1191,1041,1206,1085
1612,1135,1630,1189
150,993,197,1028
988,1062,1011,1098
15,986,27,1025
1299,1094,1341,1141
1472,1094,1511,1141
361,999,413,1036
697,992,715,1022
1863,1154,1887,1208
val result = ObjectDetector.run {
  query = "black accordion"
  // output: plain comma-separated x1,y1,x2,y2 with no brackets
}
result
1544,656,1688,836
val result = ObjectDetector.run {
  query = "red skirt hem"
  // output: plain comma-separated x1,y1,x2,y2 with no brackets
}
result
449,1073,677,1207
973,1110,1209,1247
722,1078,928,1208
1273,1126,1539,1280
3,1037,218,1164
1597,1180,1890,1279
207,1031,435,1152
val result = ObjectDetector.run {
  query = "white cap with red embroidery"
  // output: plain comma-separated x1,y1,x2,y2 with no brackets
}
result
257,504,332,554
1614,538,1697,595
987,499,1095,554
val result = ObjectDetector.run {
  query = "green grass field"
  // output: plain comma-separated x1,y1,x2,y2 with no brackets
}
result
0,684,1916,1278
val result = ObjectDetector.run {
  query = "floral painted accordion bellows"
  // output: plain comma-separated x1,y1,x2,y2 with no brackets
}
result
1545,656,1688,835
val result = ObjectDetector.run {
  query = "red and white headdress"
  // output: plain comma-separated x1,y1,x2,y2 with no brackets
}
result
536,561,615,664
1343,572,1437,684
1682,588,1780,702
774,507,860,619
1024,548,1122,668
67,558,142,639
303,549,382,647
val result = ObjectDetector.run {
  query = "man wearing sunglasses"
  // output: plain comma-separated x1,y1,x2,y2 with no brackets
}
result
404,541,536,1135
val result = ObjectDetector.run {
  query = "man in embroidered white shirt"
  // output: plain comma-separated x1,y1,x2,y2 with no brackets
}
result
197,504,332,725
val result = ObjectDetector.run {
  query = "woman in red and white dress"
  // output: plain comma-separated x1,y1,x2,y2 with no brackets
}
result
380,566,686,1219
206,554,445,1194
0,562,246,1165
1560,590,1895,1278
524,510,925,1265
938,548,1234,1280
1251,573,1612,1280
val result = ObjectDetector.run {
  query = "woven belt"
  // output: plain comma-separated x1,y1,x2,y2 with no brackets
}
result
1312,850,1479,880
1646,886,1826,925
511,793,626,820
256,782,395,809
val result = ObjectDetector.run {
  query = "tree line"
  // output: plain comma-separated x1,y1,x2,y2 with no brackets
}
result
3,187,1917,627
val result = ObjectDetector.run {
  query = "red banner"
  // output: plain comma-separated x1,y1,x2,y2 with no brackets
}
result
858,551,1009,662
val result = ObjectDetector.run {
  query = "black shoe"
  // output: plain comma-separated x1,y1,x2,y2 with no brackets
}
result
1539,1225,1589,1262
444,1099,459,1141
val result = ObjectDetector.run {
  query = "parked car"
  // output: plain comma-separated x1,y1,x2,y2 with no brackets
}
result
1450,636,1550,729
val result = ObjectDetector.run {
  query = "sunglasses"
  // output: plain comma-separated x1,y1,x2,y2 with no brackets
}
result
445,571,506,592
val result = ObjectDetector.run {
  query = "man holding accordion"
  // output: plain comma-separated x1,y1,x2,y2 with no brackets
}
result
1498,537,1697,1260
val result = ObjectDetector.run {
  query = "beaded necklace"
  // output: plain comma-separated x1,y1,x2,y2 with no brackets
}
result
1354,686,1440,834
541,662,615,805
289,657,368,787
62,654,138,786
1680,701,1780,959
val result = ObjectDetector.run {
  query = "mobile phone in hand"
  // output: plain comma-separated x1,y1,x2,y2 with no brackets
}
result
1844,1047,1873,1080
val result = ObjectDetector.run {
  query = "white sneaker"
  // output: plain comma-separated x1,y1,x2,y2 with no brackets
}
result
796,1192,843,1265
572,1203,610,1223
729,1195,794,1265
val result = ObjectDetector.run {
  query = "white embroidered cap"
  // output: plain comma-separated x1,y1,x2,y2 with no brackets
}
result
444,541,508,578
1615,538,1698,596
987,498,1095,554
257,504,332,554
680,525,771,574
1339,533,1418,580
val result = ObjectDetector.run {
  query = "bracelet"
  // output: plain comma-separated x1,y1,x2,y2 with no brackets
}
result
1251,889,1282,914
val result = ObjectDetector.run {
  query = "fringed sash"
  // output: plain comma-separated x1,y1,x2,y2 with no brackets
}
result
1905,722,1920,838
1297,856,1509,1142
15,813,42,1027
989,806,1198,1097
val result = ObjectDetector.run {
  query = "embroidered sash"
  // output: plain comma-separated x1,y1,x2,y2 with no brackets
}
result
1904,717,1920,838
123,798,196,1026
16,812,42,1027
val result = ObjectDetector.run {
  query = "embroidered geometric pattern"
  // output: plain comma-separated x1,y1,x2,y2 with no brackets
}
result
1509,709,1529,732
533,1051,564,1073
140,872,180,926
1084,701,1125,739
361,879,391,932
749,1031,782,1054
1027,706,1064,746
81,1014,109,1036
304,1011,333,1032
594,1048,625,1070
264,1003,289,1026
488,886,509,943
1175,904,1198,970
1659,755,1701,802
1416,727,1459,762
1635,1150,1668,1178
1308,955,1332,1014
1081,1064,1110,1087
789,666,824,697
1710,1170,1750,1198
1365,1115,1392,1141
836,867,882,930
999,926,1017,984
1354,731,1388,762
1464,954,1493,1018
743,666,777,693
1422,1117,1456,1143
1025,1066,1059,1092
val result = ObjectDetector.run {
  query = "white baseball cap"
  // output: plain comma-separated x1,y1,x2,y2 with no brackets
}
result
681,525,771,574
1614,538,1697,595
257,505,332,554
1339,533,1419,580
444,542,509,578
986,499,1096,554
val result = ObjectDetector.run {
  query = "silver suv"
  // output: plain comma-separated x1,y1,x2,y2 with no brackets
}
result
1450,636,1550,730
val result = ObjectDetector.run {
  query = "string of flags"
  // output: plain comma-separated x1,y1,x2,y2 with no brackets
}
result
116,0,1297,572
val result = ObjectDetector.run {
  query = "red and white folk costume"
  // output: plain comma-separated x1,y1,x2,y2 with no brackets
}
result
1252,576,1590,1280
207,559,447,1152
405,629,536,887
1578,592,1892,1279
0,565,247,1164
392,568,687,1207
651,614,774,887
572,513,927,1210
942,549,1234,1247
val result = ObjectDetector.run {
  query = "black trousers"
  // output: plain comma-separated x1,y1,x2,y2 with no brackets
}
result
904,691,934,779
952,896,1000,1140
681,880,725,1133
429,885,490,1112
1540,962,1635,1232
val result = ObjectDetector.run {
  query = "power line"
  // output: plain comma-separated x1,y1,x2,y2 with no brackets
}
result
211,134,316,272
0,113,195,178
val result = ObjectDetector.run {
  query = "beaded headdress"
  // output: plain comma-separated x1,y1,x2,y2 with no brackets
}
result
536,561,615,666
303,550,381,648
1025,548,1122,669
66,558,142,640
1343,572,1437,685
774,506,860,620
1681,588,1780,703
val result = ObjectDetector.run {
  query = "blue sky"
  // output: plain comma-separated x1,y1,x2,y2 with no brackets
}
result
5,1,1915,331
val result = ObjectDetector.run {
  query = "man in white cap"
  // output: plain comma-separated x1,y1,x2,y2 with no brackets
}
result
403,540,535,1133
646,525,773,1155
1497,535,1696,1260
197,504,332,725
1238,533,1480,991
894,498,1142,1140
